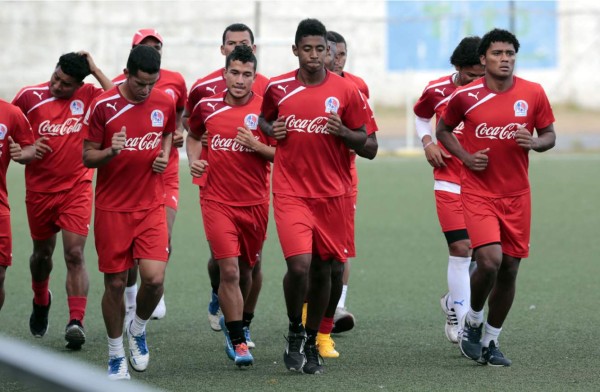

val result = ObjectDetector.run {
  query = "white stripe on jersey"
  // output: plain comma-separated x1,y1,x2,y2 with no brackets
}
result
14,86,49,102
106,104,135,126
195,97,222,112
265,77,296,91
204,105,233,122
27,97,58,114
433,95,451,111
465,93,497,115
190,76,223,94
424,79,453,91
278,86,306,106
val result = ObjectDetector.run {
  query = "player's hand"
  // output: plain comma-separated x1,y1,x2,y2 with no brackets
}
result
173,129,184,148
34,136,52,159
235,127,258,150
78,50,99,75
326,112,344,137
8,136,23,161
424,142,452,168
190,159,208,177
152,150,168,173
200,132,208,147
514,125,534,150
464,148,490,171
272,116,287,140
111,126,127,156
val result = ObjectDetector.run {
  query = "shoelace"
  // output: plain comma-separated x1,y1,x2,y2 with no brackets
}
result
304,344,322,364
235,343,249,356
132,333,148,355
465,323,482,342
109,357,125,373
286,333,306,353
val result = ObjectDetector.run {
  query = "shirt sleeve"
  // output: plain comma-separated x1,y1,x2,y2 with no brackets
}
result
260,83,278,122
82,101,106,145
188,104,206,137
534,86,555,130
11,109,35,146
441,93,464,129
341,86,367,130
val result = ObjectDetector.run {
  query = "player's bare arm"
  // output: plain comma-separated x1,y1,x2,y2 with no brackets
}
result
515,124,556,152
326,112,367,150
235,126,275,162
185,131,208,177
436,118,488,171
173,108,185,148
354,133,378,160
34,136,52,160
82,126,126,168
79,51,114,91
259,114,285,139
181,107,191,133
416,115,451,167
8,136,35,164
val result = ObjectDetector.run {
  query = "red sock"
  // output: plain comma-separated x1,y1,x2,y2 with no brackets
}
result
32,279,49,306
319,316,334,334
68,296,87,324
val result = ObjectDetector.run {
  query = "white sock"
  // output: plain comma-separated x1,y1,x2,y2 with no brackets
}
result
108,335,125,358
337,285,348,309
447,256,471,323
466,308,484,327
129,314,148,337
482,322,502,347
125,285,138,309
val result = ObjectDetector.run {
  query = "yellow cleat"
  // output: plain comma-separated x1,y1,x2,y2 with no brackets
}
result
316,332,340,358
301,302,307,327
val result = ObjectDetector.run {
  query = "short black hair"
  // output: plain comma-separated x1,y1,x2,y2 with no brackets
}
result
222,23,255,45
450,36,482,67
57,53,91,83
326,31,346,46
126,45,161,76
478,28,520,57
295,18,327,46
226,45,257,71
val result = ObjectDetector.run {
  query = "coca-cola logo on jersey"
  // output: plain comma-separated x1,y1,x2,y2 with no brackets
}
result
285,115,329,134
123,132,162,151
38,118,83,136
211,134,257,153
474,122,527,140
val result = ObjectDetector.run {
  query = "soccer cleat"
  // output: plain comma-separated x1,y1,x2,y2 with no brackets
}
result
459,316,483,361
220,316,235,360
150,295,166,320
283,331,307,372
478,341,512,367
127,322,149,372
243,326,255,349
124,305,135,332
234,342,254,367
30,291,52,338
316,332,339,358
65,319,86,350
301,302,307,327
107,356,130,380
440,293,459,343
302,343,324,374
332,307,355,334
208,292,222,331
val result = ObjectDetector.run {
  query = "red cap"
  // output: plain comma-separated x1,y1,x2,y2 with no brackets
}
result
131,29,163,47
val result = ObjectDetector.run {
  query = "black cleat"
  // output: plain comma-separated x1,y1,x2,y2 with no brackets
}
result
30,291,52,338
302,343,324,374
283,331,306,372
65,319,86,350
459,317,483,361
478,341,512,367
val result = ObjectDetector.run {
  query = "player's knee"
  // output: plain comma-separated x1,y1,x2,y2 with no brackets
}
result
448,239,471,257
64,247,85,267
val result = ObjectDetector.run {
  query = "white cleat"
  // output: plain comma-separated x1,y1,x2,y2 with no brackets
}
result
440,293,459,343
127,322,149,372
151,295,166,320
107,356,130,380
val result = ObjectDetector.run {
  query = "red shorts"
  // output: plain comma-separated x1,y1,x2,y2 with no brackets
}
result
435,190,467,233
0,215,12,266
345,191,357,258
26,180,92,240
164,180,179,211
94,205,169,273
462,191,531,258
202,199,268,267
274,194,350,262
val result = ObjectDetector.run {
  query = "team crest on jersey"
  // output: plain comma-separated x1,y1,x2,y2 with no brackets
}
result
0,124,7,140
514,100,528,117
244,114,259,130
164,88,176,101
70,100,84,115
325,97,340,114
151,110,164,127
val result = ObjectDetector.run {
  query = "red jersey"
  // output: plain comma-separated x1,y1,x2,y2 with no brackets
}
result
83,86,176,211
113,69,187,186
187,68,269,113
262,70,367,198
414,74,464,184
342,71,369,99
0,100,35,214
442,76,555,197
12,82,102,192
188,92,270,206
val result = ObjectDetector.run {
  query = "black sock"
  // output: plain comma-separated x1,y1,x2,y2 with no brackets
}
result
226,320,245,346
305,328,318,345
211,285,219,295
242,312,254,328
288,316,303,333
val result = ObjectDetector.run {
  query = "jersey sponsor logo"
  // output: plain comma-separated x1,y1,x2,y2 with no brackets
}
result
106,102,118,112
206,85,217,95
0,124,7,140
151,110,164,127
123,132,162,151
277,85,289,94
434,88,446,96
468,92,480,101
164,88,176,101
207,102,218,111
70,100,84,115
325,97,340,113
514,100,528,117
474,122,527,140
244,113,259,131
285,115,329,134
39,118,83,136
33,91,44,100
210,133,257,153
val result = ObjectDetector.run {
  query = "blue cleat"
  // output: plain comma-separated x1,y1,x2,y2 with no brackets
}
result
243,326,255,349
234,342,254,367
459,316,483,361
219,316,235,360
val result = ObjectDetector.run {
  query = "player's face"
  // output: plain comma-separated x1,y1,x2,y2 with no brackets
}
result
334,42,347,75
224,60,256,100
481,41,516,80
124,69,160,102
49,67,82,99
138,36,163,56
324,40,337,72
293,35,327,74
221,31,255,57
456,64,485,86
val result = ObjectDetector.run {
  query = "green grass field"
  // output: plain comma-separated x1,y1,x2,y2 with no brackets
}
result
1,154,599,391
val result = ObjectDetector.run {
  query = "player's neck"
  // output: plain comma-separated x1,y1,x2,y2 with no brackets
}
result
485,74,514,93
224,91,252,106
297,68,326,86
118,83,145,104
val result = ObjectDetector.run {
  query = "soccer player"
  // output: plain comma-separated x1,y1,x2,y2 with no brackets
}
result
413,36,485,343
260,18,367,374
184,23,268,338
12,51,112,350
0,100,36,311
436,28,556,366
113,29,188,323
83,45,175,380
187,45,274,367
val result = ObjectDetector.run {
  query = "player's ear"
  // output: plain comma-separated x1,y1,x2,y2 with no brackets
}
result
479,54,486,67
292,44,298,57
220,45,226,56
